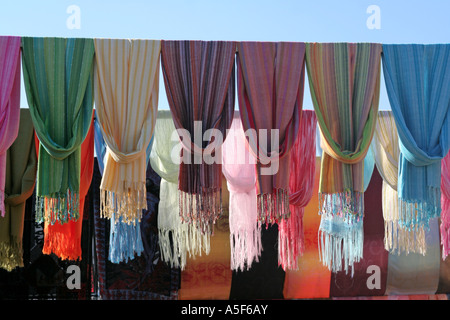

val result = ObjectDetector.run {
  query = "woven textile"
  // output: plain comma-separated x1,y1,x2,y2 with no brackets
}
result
441,152,450,259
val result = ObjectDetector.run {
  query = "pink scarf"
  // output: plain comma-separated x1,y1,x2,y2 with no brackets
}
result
0,37,21,217
441,152,450,259
222,113,261,271
278,110,317,270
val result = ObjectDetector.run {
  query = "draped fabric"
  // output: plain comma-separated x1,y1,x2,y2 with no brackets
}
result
21,37,95,224
0,37,22,217
382,44,450,255
0,109,36,271
94,39,160,225
278,110,316,271
222,113,260,271
237,41,305,225
306,43,382,275
41,116,94,261
441,152,450,259
150,110,210,270
161,40,236,235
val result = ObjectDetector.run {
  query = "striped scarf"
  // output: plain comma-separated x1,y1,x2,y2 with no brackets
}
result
94,39,160,225
161,40,236,235
21,37,95,224
441,152,450,259
237,41,306,225
306,43,382,275
382,44,450,255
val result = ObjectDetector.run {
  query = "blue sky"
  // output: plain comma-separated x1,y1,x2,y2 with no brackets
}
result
1,0,450,110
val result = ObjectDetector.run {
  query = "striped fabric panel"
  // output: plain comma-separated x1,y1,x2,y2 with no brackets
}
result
94,39,160,224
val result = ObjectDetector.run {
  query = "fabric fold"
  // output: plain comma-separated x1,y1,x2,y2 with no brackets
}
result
236,41,306,225
21,37,95,225
306,42,382,275
161,40,236,235
94,39,160,225
441,152,450,259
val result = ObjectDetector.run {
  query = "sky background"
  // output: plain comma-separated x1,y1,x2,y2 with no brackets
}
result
1,0,450,111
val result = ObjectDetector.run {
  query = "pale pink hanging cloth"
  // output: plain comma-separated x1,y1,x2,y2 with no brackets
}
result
278,110,317,270
0,37,21,217
222,113,261,271
441,152,450,259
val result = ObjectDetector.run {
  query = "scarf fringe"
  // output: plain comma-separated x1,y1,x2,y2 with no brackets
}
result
318,190,364,223
0,239,24,272
43,232,82,261
109,216,144,264
179,189,222,235
440,196,450,259
257,189,290,225
100,182,147,225
230,224,262,272
0,191,4,217
35,190,80,225
384,220,426,255
278,207,305,271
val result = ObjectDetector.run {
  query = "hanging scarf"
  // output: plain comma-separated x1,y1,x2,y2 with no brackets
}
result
278,110,317,271
306,43,382,275
94,39,160,225
40,115,94,261
0,109,37,271
237,41,306,225
161,40,236,235
0,36,21,217
441,152,450,260
21,37,95,224
382,44,450,255
222,112,261,271
150,110,210,270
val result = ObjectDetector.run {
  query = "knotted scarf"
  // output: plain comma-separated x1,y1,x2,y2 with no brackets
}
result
94,39,160,225
0,36,21,217
222,112,261,271
21,37,95,224
237,41,305,225
161,40,236,235
306,43,382,275
150,110,210,270
441,152,450,259
382,44,450,255
0,109,37,271
41,115,94,261
278,110,317,271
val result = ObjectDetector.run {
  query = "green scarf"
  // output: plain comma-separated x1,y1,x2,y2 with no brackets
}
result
21,37,94,224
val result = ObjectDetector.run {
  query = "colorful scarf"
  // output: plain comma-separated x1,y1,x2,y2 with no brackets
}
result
222,113,261,271
382,44,450,255
278,110,317,271
0,36,21,217
21,37,95,224
41,116,94,261
441,152,450,259
94,39,160,225
0,109,37,271
306,43,382,275
150,110,210,270
161,40,236,235
237,41,306,225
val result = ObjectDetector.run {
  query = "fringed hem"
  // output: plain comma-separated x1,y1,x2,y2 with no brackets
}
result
43,234,82,261
179,189,222,235
230,226,262,272
100,182,147,225
318,189,364,224
0,191,4,217
384,220,426,256
278,209,305,271
0,240,24,272
441,220,450,260
108,219,144,264
318,224,363,277
35,190,80,225
397,191,441,231
257,189,290,225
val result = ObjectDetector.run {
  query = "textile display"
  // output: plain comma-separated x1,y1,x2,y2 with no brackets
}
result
161,40,236,235
221,112,260,272
0,109,36,271
0,36,21,218
278,110,317,271
21,37,94,225
306,42,382,275
382,44,450,254
150,110,210,270
441,152,450,259
94,39,160,224
236,41,305,225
